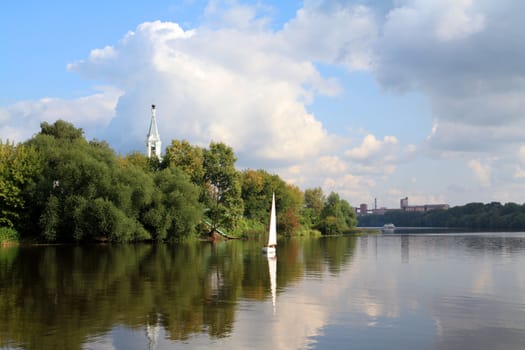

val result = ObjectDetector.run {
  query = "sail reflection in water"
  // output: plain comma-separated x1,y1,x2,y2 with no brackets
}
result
268,255,277,315
2,233,525,349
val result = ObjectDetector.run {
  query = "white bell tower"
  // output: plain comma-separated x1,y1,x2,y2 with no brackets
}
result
146,104,162,159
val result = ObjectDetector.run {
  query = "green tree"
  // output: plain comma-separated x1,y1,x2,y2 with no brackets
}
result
122,151,161,173
302,187,325,227
20,120,208,242
148,167,203,240
202,142,243,232
276,183,303,236
304,187,325,216
162,139,205,185
0,140,41,228
240,169,304,236
340,198,357,228
241,169,278,223
25,120,149,241
317,192,356,235
40,119,84,141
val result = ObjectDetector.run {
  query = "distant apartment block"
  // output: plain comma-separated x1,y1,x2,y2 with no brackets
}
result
356,197,449,215
400,197,449,212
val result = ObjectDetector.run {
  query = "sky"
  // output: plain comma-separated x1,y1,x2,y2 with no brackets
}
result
1,0,525,209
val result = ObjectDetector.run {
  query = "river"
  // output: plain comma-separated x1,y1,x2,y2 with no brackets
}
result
1,232,525,349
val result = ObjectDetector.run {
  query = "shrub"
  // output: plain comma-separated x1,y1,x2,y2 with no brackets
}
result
0,227,19,244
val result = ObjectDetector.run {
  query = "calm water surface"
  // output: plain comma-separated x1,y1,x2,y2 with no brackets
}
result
1,232,525,349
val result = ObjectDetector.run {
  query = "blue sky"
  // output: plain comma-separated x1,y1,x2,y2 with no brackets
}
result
2,0,525,208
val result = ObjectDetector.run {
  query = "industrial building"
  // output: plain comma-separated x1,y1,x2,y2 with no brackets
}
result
400,197,449,212
357,197,449,216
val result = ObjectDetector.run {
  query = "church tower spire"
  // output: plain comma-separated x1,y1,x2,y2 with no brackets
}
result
146,104,162,158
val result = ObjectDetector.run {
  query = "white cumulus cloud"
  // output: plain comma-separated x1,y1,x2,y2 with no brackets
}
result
377,0,525,154
5,0,525,208
434,0,485,41
281,3,378,70
0,86,122,143
345,134,399,161
68,19,338,163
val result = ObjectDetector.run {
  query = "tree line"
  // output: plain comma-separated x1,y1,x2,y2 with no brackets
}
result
358,202,525,229
0,120,357,243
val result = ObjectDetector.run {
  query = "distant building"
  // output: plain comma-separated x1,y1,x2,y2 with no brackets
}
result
400,197,449,212
356,197,448,216
146,104,162,159
423,204,450,211
400,197,409,209
372,207,388,215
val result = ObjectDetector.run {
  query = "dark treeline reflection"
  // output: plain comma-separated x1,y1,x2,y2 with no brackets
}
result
0,237,356,350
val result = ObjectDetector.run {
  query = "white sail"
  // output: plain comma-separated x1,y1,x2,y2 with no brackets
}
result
268,192,277,247
262,192,277,256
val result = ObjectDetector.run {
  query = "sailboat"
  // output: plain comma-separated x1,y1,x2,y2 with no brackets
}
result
262,192,277,257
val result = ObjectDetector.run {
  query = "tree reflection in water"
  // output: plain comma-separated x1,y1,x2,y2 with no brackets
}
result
0,237,357,350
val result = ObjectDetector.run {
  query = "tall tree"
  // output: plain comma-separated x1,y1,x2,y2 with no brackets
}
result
0,141,41,228
304,187,325,216
340,197,357,229
143,167,203,240
240,169,304,236
276,183,303,236
40,119,84,141
241,169,275,223
317,192,356,235
162,139,205,185
202,142,243,232
303,187,326,227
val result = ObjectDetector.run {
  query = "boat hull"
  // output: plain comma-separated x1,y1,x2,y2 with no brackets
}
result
381,224,396,234
262,246,276,257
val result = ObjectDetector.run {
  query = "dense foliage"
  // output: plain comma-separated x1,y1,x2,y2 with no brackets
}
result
15,121,202,242
1,120,357,242
0,227,19,244
202,142,244,232
358,202,525,229
0,140,41,229
240,169,304,236
317,192,358,235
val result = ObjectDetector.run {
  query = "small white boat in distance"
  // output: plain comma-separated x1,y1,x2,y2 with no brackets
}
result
262,193,277,257
381,223,396,233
